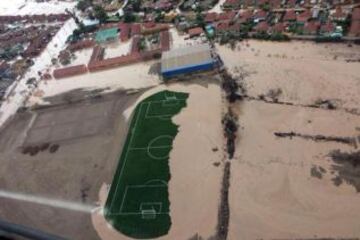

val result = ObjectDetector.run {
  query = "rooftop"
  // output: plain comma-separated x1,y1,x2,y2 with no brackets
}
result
161,44,213,72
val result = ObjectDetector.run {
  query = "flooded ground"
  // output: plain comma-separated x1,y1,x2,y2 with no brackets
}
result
217,40,360,239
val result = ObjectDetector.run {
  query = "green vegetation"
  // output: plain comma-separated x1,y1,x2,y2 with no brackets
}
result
253,32,290,41
315,36,344,42
124,11,136,23
105,90,189,239
76,0,93,12
94,5,108,23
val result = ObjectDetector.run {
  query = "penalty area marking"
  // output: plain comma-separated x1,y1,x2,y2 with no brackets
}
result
116,184,168,215
145,99,187,119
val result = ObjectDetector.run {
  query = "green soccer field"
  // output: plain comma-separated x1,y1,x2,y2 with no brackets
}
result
104,90,189,239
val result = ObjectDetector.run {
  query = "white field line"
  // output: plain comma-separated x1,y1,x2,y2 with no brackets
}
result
145,99,186,119
118,186,129,213
117,185,167,215
111,212,169,216
140,201,162,211
109,103,144,211
129,146,172,150
125,184,167,189
0,190,97,213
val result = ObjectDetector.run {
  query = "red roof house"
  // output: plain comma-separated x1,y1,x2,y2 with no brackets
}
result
218,11,237,21
205,12,218,23
297,9,311,23
271,22,286,33
255,21,270,32
238,10,253,23
269,0,282,8
320,21,335,34
349,8,360,36
303,21,320,34
131,24,141,36
286,0,296,7
283,10,296,21
331,6,347,21
119,23,130,42
223,0,241,9
188,27,204,37
254,9,267,21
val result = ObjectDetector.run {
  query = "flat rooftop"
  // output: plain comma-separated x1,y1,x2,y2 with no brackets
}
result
161,44,213,72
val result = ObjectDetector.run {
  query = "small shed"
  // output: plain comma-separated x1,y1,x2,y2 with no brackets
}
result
188,27,204,38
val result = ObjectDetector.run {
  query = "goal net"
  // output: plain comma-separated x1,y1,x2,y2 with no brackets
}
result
141,209,157,219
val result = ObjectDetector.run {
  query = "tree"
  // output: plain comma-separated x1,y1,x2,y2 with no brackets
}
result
195,12,205,28
93,5,108,23
76,0,93,12
131,0,142,12
124,11,136,23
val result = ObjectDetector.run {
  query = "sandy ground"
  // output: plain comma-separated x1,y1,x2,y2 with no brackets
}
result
218,40,360,109
0,0,76,15
68,48,94,67
210,0,226,13
29,60,161,103
217,40,360,239
170,27,207,48
92,80,224,240
230,101,360,239
104,41,132,59
0,90,139,240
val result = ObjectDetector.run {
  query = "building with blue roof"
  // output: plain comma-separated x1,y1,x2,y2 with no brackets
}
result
161,44,215,78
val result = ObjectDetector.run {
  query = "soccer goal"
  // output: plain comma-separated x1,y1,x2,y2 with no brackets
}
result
140,202,162,219
164,92,177,100
141,209,157,219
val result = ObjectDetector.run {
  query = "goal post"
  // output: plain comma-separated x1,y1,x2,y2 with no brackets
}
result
141,209,157,219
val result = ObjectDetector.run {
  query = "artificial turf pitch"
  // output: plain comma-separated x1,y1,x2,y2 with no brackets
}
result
104,90,189,239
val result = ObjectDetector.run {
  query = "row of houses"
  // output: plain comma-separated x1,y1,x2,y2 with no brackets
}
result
0,24,62,61
186,5,360,38
222,0,359,10
0,14,70,24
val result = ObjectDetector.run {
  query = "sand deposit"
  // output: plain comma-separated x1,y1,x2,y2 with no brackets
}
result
217,40,360,239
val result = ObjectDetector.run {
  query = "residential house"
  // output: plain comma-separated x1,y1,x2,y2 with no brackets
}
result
283,10,297,22
320,21,335,34
188,27,204,37
303,20,320,34
205,12,218,23
285,0,297,8
243,0,255,7
214,20,241,35
253,9,268,22
215,21,231,34
269,0,282,8
297,9,312,24
271,22,286,33
218,11,237,21
330,6,347,21
254,21,270,32
154,0,174,12
238,10,253,23
222,0,242,10
349,8,360,36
